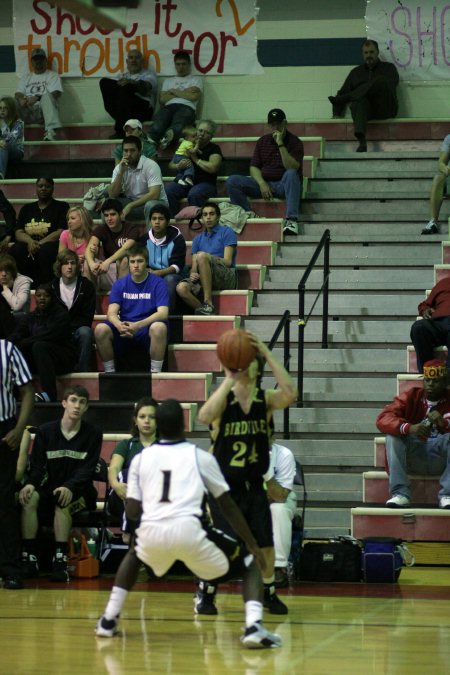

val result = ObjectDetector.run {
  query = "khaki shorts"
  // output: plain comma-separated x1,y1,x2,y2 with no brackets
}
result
182,258,237,293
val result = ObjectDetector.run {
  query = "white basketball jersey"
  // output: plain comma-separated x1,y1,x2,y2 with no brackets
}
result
127,440,229,523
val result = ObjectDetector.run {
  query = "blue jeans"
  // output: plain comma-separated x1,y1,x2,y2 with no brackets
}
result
149,104,196,144
165,181,217,217
73,326,94,371
226,169,302,219
386,433,450,499
161,272,182,313
0,144,24,178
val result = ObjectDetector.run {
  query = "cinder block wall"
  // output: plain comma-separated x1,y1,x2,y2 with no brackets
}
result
1,1,448,124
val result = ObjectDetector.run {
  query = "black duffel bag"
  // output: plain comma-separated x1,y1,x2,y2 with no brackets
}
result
299,536,362,582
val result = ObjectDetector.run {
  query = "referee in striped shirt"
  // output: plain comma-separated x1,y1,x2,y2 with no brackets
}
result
0,339,34,589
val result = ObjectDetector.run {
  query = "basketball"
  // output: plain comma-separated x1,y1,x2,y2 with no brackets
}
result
216,329,257,372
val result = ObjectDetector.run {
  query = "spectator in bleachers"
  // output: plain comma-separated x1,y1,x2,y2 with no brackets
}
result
9,177,69,286
84,198,141,291
94,243,169,374
100,49,157,140
19,385,102,581
0,254,32,338
328,39,399,153
15,48,63,142
0,189,17,253
114,119,157,165
377,359,450,509
226,109,303,235
107,396,157,541
422,134,450,235
170,125,199,185
264,432,297,588
165,120,223,217
0,339,34,589
51,250,96,372
58,206,93,278
139,204,186,313
176,202,237,316
108,135,169,228
9,283,77,402
410,276,450,373
0,96,24,179
148,51,202,150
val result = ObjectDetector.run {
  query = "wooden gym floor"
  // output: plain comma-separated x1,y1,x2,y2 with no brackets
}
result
1,567,449,675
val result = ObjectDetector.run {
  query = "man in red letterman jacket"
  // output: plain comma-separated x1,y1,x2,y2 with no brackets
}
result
376,360,450,509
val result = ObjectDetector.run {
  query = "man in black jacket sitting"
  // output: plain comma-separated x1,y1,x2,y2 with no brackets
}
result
18,385,102,581
51,250,96,371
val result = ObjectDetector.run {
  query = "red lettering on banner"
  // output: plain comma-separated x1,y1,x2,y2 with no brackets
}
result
76,19,96,36
155,0,162,34
122,23,138,38
31,0,51,34
218,32,237,72
164,0,182,38
193,32,218,73
56,6,77,35
177,30,194,55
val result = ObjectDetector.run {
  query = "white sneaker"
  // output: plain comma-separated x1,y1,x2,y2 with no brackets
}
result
439,496,450,509
159,129,174,149
43,129,56,141
95,615,119,637
241,622,282,649
386,494,411,508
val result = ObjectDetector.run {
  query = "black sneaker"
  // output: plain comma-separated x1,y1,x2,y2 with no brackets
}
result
194,582,218,615
4,576,24,589
95,615,119,637
274,567,289,588
263,588,288,615
50,553,69,582
21,552,39,578
421,219,439,235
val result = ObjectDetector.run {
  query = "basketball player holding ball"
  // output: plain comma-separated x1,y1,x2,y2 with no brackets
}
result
196,331,298,625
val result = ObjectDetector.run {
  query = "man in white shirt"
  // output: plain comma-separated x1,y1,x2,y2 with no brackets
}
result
265,437,298,588
108,135,169,228
95,398,282,649
15,48,63,141
148,51,202,150
99,49,157,139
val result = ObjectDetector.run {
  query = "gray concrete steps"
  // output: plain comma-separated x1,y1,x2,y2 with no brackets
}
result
308,178,432,194
304,508,351,538
187,437,374,467
243,317,413,344
274,241,441,265
270,347,406,373
271,407,379,434
266,267,434,290
299,377,397,403
325,143,441,155
252,292,418,316
299,232,444,243
316,158,437,177
302,199,433,216
305,473,361,501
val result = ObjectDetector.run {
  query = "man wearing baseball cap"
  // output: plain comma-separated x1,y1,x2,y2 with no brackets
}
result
15,48,63,141
113,119,157,165
377,359,450,509
226,108,303,235
100,49,157,139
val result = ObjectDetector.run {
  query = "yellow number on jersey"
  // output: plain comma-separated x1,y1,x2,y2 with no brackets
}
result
229,441,258,467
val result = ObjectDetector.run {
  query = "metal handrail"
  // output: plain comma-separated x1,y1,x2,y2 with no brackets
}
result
267,310,292,438
297,229,331,407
